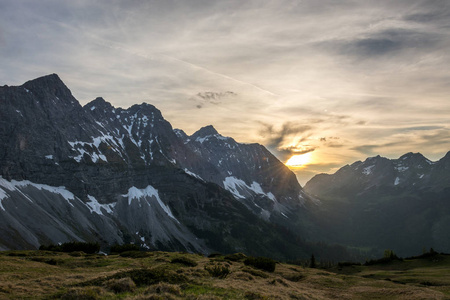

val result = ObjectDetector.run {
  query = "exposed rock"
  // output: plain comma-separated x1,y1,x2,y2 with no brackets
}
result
0,74,311,259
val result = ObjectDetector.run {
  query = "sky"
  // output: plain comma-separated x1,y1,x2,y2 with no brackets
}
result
1,0,450,185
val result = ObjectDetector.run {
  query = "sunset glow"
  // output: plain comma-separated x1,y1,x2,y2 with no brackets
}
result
285,152,313,167
1,1,449,186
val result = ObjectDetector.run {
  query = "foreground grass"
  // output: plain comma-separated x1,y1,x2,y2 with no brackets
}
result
0,250,449,299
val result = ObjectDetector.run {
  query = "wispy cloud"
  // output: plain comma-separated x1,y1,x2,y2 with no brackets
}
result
1,0,449,184
258,122,316,161
190,91,237,108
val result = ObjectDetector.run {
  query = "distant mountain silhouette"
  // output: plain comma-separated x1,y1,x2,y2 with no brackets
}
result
304,152,450,257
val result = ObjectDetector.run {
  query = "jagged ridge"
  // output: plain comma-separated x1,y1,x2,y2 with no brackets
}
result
0,74,311,259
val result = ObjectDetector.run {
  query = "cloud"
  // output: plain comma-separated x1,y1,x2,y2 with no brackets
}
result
1,0,449,180
402,1,450,25
351,127,450,157
259,122,315,161
190,91,237,108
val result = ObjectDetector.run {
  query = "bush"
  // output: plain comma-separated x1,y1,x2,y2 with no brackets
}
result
119,251,151,258
406,248,440,260
244,256,276,272
207,252,223,258
60,287,104,300
309,254,316,268
204,264,230,279
241,268,269,278
69,251,85,257
244,291,266,300
110,243,140,254
224,253,246,262
145,282,182,296
104,277,136,294
39,242,100,254
111,268,187,286
364,254,402,266
29,257,60,265
170,256,198,267
337,261,362,267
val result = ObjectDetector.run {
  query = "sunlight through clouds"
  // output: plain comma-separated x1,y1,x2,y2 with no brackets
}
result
1,0,449,185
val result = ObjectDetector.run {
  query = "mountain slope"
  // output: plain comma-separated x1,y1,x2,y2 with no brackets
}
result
304,152,450,257
0,74,312,259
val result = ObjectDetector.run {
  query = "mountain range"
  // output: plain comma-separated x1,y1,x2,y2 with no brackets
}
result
0,74,314,260
1,74,449,260
304,152,450,257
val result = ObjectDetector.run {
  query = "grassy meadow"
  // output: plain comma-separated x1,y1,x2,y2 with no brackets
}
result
0,250,449,299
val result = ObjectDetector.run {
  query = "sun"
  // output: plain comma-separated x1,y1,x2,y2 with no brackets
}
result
285,152,312,167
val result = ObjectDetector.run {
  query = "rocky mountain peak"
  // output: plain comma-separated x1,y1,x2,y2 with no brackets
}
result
24,73,62,86
398,152,426,162
440,151,450,162
364,155,383,163
173,129,188,140
0,74,312,258
305,151,450,198
192,125,219,138
127,102,163,120
85,97,113,110
22,73,74,101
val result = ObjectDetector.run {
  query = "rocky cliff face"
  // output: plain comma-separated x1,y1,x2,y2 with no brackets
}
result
175,125,306,220
0,74,310,259
304,152,450,257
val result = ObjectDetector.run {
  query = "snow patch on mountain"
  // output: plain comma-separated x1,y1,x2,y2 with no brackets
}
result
223,176,276,202
362,165,375,175
86,195,115,215
0,186,8,210
124,186,179,222
395,166,409,172
0,176,75,209
195,134,230,144
68,133,126,163
184,169,204,181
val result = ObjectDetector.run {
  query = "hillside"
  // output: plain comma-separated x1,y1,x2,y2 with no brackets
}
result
1,250,449,299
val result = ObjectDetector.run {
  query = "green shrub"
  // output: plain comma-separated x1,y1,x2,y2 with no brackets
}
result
145,282,182,296
282,273,305,282
110,243,140,254
204,264,230,279
170,256,198,267
224,253,246,262
364,256,402,266
309,254,316,268
241,268,269,278
112,268,187,286
60,287,104,300
39,242,99,254
119,251,151,258
6,252,29,257
338,261,362,267
29,257,60,265
104,277,136,294
244,256,276,272
207,252,223,258
364,249,402,266
244,291,266,300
